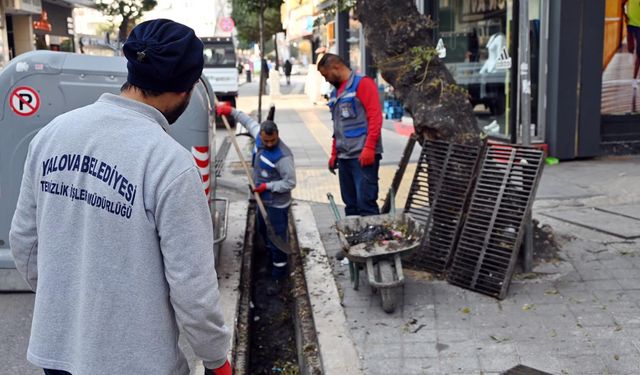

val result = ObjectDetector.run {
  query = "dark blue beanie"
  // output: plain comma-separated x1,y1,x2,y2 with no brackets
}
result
123,19,204,92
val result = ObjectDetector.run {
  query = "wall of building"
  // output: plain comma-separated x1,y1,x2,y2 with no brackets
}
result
12,15,35,56
0,2,9,67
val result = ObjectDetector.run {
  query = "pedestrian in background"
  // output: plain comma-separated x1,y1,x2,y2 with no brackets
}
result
10,19,231,375
624,0,640,88
284,58,293,85
317,53,383,217
216,103,296,295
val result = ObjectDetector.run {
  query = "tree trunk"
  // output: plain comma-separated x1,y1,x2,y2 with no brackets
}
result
355,0,482,146
258,1,266,123
118,16,130,44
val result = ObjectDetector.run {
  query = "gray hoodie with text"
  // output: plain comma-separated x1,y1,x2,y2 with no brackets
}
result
10,93,230,375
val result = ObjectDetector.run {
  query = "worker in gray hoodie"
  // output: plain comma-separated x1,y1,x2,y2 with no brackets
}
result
10,19,231,375
216,103,296,295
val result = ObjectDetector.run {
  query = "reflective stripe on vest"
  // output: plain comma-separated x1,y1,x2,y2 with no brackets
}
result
259,154,276,168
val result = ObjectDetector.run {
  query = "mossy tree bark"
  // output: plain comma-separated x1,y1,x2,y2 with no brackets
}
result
355,0,483,146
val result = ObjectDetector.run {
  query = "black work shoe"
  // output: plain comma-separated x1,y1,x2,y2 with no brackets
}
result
335,250,346,261
266,279,282,296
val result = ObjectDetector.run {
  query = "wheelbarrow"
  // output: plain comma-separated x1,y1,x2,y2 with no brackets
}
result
327,193,425,313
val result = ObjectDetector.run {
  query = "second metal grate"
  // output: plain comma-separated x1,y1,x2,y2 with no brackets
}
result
447,145,545,299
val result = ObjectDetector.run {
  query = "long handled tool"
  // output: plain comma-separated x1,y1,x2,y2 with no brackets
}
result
215,99,292,254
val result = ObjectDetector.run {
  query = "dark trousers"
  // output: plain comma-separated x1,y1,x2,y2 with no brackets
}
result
44,370,71,375
257,205,289,279
338,156,381,217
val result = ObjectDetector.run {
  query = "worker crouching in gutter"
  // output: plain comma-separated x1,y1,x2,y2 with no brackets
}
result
217,103,296,296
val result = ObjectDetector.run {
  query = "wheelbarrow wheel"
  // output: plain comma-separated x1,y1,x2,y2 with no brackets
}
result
378,260,397,313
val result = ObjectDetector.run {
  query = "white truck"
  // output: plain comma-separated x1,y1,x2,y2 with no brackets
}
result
201,36,238,126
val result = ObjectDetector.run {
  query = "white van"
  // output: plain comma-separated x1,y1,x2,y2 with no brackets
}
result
201,36,238,125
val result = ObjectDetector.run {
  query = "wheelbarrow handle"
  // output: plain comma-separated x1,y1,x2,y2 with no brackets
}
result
326,193,342,223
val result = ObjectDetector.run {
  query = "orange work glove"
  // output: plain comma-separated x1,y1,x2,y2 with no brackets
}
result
253,183,268,194
359,146,376,167
215,102,233,117
328,138,338,175
206,359,232,375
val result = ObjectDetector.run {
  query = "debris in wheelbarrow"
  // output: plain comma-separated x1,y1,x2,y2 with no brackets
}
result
344,222,416,249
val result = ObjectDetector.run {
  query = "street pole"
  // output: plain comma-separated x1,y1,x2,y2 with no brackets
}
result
518,0,534,272
336,9,349,65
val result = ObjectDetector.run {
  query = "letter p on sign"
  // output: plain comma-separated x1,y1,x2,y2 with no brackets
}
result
10,86,40,117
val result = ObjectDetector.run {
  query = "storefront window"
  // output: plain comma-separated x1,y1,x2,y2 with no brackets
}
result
438,0,540,142
35,35,74,52
437,0,542,140
33,2,75,53
438,0,512,137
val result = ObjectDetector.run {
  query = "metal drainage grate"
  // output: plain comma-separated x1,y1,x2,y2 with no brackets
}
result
500,364,553,375
404,140,481,274
214,136,232,177
447,145,545,299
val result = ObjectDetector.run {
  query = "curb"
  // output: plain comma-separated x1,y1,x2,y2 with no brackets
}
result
291,202,363,375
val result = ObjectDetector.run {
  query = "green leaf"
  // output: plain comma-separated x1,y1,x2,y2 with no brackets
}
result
521,303,535,311
490,335,510,343
232,0,284,46
614,324,623,332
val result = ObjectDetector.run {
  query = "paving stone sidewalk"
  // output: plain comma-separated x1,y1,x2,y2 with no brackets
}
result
238,83,640,374
307,155,640,375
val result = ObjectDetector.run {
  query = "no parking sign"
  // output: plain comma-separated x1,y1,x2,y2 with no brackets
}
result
9,86,40,117
219,17,235,32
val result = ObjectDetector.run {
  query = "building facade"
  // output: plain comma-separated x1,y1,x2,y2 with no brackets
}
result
0,0,93,67
423,0,637,159
2,0,40,65
280,0,316,65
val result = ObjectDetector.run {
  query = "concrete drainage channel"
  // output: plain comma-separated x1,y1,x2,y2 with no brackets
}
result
232,202,322,375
